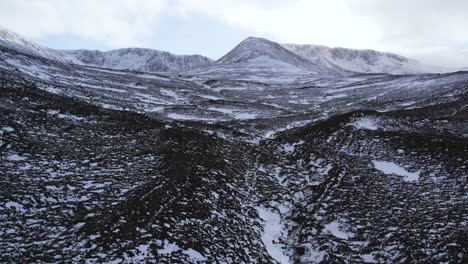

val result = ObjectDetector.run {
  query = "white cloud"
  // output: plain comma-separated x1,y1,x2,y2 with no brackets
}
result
171,0,380,49
0,0,168,47
347,0,468,68
0,0,466,68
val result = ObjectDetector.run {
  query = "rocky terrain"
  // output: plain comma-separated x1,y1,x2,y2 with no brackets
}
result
0,28,467,263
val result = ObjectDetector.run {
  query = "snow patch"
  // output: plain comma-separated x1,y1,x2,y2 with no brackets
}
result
130,244,151,261
351,117,379,130
2,126,14,132
301,245,326,263
48,110,86,121
158,240,180,255
198,94,222,100
160,89,185,101
6,154,27,161
205,107,259,120
280,140,305,154
212,86,248,92
92,86,127,93
145,106,165,112
324,220,354,239
166,113,217,121
256,206,290,264
208,107,235,115
4,201,26,212
183,248,206,261
233,112,258,120
372,160,420,182
157,240,206,261
361,253,378,263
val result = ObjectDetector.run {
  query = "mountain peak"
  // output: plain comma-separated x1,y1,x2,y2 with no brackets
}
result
240,36,270,43
240,36,292,49
215,36,340,74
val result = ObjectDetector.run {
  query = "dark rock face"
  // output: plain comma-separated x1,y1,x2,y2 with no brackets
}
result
0,43,467,263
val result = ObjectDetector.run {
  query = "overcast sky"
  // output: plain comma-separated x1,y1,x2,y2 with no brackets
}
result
1,0,467,68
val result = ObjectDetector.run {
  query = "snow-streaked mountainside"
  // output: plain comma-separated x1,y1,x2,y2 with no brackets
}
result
0,27,213,72
214,37,343,75
62,48,213,72
282,43,443,74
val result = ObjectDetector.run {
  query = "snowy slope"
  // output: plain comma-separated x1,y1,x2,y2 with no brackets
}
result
62,48,213,72
282,43,443,74
0,27,65,62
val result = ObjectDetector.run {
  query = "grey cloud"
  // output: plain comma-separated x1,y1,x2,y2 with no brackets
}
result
347,0,468,68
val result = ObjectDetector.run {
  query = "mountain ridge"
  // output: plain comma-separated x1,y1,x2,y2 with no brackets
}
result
62,48,214,72
0,27,449,75
0,27,213,72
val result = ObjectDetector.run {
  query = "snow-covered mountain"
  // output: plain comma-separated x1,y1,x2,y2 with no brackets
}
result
214,37,343,75
282,43,442,74
62,48,213,72
0,27,213,72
